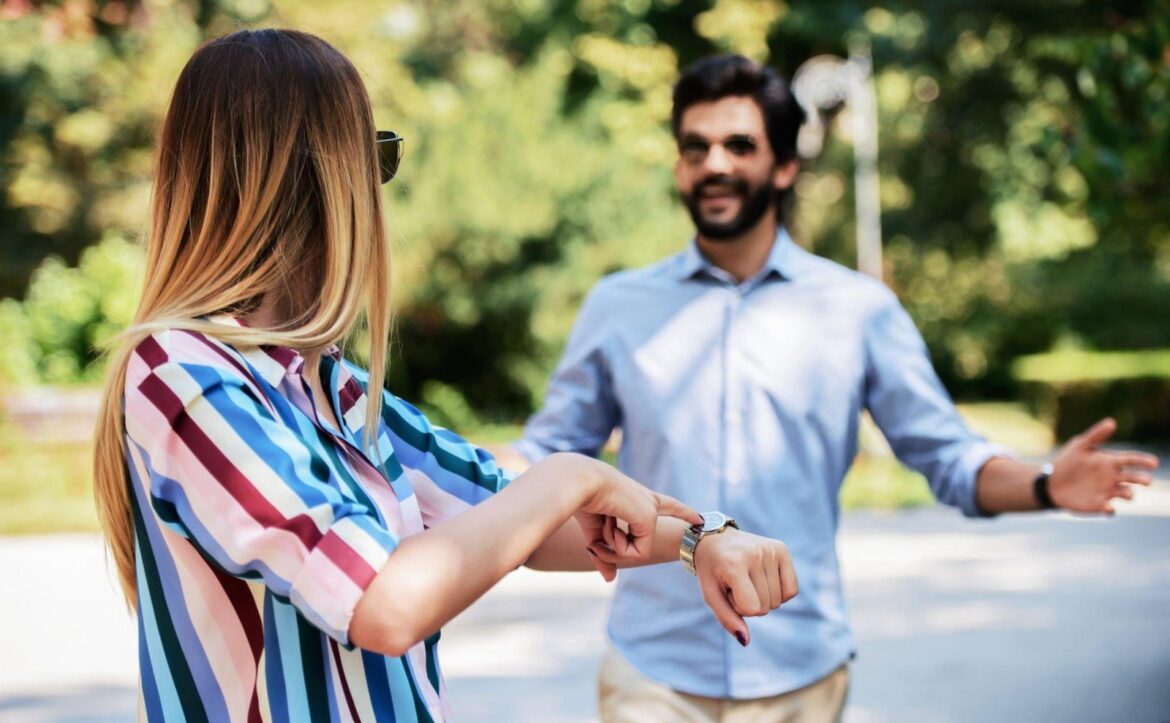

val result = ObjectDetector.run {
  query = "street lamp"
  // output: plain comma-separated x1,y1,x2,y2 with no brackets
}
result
791,41,883,280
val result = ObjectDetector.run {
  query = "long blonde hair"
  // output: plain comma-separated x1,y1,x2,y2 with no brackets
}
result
94,29,392,608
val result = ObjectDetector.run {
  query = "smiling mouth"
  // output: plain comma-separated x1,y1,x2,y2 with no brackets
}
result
696,178,746,200
699,190,741,207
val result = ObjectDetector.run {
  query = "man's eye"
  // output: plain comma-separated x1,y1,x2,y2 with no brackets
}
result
725,139,757,155
680,141,708,158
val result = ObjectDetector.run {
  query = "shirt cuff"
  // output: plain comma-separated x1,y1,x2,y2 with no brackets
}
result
288,513,397,648
959,443,1015,518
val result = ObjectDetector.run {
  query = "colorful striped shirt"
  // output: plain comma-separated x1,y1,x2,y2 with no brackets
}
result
122,318,512,722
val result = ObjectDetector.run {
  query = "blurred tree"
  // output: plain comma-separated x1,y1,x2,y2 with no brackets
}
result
1,0,1167,420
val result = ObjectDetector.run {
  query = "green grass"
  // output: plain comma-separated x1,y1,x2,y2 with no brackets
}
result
0,401,1056,534
0,422,99,534
839,453,934,510
1014,348,1170,383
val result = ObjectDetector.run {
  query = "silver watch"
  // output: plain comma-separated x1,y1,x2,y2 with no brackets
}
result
680,511,738,575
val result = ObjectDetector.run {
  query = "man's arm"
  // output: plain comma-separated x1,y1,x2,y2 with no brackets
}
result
863,294,1159,516
975,418,1157,514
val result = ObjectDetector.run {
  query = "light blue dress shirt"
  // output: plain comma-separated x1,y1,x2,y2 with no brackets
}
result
515,229,1005,699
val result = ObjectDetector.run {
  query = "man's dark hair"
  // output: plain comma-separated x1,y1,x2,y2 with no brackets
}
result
671,54,806,164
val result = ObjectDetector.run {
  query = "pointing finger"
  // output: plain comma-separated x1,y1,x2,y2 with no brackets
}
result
654,493,704,526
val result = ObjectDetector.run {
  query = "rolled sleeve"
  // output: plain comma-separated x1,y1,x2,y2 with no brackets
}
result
863,296,1014,517
126,358,397,646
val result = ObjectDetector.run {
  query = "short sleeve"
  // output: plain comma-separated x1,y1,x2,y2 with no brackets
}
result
372,388,513,528
124,346,397,646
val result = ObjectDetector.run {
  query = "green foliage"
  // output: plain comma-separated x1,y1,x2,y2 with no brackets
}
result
1021,377,1170,443
0,3,203,298
0,420,98,534
1014,349,1170,442
0,233,142,386
1015,348,1170,383
775,3,1170,397
2,0,1168,421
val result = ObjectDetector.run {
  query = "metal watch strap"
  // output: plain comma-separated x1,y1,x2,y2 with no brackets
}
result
680,526,702,575
680,513,738,575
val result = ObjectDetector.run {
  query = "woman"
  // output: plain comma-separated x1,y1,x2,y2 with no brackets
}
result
94,29,797,721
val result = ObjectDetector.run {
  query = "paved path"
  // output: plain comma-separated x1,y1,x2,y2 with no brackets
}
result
2,482,1168,722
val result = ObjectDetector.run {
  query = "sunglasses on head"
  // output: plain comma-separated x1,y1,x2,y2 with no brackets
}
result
376,130,405,184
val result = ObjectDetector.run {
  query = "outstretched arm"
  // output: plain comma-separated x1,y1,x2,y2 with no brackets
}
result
976,417,1158,514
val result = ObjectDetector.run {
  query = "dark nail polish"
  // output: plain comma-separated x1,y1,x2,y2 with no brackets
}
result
735,632,747,647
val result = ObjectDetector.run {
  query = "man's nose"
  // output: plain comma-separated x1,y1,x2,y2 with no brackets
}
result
703,145,734,174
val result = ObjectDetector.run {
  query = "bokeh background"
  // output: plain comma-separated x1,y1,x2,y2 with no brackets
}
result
3,0,1169,531
1,1,1169,721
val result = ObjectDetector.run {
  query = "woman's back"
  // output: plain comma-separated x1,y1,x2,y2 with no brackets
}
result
124,318,510,722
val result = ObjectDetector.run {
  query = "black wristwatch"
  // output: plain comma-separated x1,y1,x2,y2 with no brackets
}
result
1033,463,1058,510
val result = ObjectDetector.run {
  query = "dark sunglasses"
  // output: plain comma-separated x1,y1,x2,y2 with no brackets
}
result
376,130,405,184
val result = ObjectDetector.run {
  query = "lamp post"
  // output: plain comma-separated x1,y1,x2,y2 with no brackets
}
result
791,40,883,280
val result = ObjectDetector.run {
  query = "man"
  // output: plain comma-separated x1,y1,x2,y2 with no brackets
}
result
492,55,1158,722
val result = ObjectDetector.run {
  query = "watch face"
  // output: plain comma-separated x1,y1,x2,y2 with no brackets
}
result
701,512,729,533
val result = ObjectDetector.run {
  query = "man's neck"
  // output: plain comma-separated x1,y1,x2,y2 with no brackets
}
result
695,214,780,283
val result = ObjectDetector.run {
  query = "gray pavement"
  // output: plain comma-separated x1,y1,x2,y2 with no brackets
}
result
2,482,1168,722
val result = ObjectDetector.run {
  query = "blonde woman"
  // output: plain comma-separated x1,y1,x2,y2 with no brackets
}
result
94,29,798,722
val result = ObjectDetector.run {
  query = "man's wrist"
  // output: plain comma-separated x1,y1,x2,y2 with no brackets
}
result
1033,463,1058,510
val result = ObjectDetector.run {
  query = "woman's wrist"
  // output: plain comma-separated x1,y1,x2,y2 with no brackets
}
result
524,452,604,516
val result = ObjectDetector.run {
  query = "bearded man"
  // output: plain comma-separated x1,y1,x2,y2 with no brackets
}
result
491,54,1156,723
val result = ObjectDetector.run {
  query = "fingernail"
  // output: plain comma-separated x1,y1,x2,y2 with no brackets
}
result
734,632,747,647
587,548,598,557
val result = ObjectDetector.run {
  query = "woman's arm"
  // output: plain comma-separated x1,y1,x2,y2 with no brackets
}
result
350,452,700,656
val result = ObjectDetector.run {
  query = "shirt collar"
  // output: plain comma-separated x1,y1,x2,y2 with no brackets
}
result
205,314,342,388
673,227,798,283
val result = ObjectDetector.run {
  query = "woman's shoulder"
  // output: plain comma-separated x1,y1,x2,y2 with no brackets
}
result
124,324,263,395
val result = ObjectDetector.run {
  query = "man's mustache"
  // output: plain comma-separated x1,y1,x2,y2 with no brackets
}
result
694,174,749,197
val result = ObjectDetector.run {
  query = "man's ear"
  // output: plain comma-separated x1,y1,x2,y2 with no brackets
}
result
772,159,799,191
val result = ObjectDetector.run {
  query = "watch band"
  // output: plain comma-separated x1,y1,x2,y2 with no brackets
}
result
680,526,703,575
680,512,738,575
1033,463,1057,510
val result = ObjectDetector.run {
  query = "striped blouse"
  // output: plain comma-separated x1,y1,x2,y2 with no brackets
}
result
122,318,513,722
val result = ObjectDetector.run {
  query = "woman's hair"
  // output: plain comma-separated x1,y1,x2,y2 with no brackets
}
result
93,29,392,607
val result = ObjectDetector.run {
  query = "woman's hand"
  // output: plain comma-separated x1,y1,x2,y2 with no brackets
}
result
693,530,798,646
544,453,702,581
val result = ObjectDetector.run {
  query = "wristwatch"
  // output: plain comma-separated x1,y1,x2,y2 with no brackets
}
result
680,511,739,575
1033,462,1057,510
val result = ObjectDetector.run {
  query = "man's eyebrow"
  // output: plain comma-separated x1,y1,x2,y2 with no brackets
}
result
679,131,757,143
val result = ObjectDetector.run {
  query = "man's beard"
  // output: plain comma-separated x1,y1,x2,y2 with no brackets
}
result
682,174,774,241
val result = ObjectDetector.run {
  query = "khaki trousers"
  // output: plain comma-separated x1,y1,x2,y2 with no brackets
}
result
599,646,849,723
